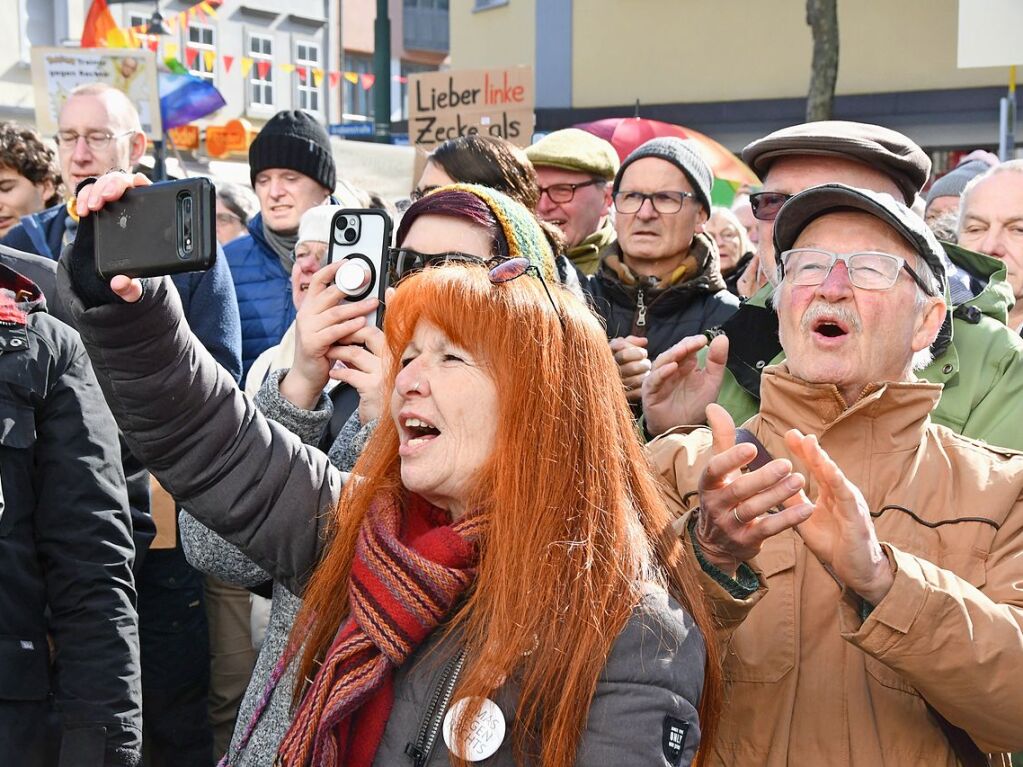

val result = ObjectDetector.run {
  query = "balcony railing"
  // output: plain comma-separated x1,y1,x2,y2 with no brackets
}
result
403,6,449,53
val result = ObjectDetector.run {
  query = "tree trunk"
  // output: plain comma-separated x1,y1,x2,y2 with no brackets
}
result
806,0,839,122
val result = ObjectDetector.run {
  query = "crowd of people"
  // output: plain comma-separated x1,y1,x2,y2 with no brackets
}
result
1,76,1022,767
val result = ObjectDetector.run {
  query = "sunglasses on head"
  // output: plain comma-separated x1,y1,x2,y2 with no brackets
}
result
387,248,564,327
749,191,793,221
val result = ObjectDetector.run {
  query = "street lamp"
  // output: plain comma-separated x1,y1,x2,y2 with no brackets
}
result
146,10,169,37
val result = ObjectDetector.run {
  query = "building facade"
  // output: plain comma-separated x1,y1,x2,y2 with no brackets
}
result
450,0,1015,166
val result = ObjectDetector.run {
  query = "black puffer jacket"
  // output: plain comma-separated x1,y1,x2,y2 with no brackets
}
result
585,233,740,364
0,263,139,766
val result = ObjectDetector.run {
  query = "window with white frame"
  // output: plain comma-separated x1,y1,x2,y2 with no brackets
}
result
295,41,320,113
129,14,147,29
343,54,373,120
187,23,215,83
249,33,274,108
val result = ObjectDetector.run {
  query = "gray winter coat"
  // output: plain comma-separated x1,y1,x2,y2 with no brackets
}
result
58,269,708,766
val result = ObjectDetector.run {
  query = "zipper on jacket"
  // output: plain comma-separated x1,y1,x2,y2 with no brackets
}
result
634,288,648,328
405,648,467,767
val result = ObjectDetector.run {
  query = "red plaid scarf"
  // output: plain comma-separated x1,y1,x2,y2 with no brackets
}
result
276,494,483,767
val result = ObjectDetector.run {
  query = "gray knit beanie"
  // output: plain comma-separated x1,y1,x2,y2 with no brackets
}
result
925,158,994,207
613,137,713,214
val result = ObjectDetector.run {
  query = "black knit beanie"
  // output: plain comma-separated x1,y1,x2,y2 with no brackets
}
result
248,110,336,191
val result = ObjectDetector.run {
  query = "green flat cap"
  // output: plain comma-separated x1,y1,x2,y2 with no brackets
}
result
525,128,620,181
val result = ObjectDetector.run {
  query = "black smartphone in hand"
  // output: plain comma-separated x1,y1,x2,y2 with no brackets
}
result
327,208,393,328
95,177,217,279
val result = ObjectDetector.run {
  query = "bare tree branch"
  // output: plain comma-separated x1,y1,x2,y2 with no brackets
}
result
806,0,839,122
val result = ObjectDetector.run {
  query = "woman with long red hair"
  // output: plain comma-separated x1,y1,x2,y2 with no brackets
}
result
61,172,721,766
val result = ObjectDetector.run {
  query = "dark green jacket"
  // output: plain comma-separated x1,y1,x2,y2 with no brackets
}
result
715,244,1023,450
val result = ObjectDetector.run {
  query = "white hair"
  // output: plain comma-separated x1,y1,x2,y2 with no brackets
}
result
958,159,1023,232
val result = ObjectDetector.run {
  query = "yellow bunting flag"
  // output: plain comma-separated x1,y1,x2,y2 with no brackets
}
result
313,68,324,87
203,50,215,70
280,63,295,74
241,57,253,77
165,42,178,59
343,71,358,84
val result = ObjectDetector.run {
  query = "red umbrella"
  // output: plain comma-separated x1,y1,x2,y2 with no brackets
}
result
573,117,760,187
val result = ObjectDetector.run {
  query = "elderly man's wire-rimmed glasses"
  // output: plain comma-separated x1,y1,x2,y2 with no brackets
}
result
55,130,135,151
779,248,937,296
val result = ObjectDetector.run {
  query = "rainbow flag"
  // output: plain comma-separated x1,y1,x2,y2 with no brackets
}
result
159,62,226,130
81,0,129,47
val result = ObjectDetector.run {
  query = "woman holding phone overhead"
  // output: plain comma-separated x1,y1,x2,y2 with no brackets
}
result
59,171,720,766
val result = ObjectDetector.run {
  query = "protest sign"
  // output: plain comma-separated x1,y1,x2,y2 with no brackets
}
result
407,67,534,149
31,47,162,138
958,0,1023,68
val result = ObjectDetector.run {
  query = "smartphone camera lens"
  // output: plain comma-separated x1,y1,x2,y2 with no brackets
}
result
344,227,358,243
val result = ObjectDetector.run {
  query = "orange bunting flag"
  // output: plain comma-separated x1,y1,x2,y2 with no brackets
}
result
360,73,376,90
223,55,234,73
296,66,308,80
241,57,254,77
185,47,199,68
256,60,271,79
147,38,159,53
329,71,342,89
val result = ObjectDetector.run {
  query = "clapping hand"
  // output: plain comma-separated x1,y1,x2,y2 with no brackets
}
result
785,430,894,604
643,334,728,436
694,404,811,578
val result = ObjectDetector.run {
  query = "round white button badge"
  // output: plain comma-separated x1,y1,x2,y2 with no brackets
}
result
442,697,506,762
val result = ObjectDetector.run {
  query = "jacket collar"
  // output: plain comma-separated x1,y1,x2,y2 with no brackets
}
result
596,231,727,296
757,364,942,452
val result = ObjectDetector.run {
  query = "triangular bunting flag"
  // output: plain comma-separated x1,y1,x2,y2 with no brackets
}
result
280,63,295,74
360,73,375,90
313,69,324,87
147,38,159,53
166,42,178,60
166,14,178,32
241,57,254,77
223,55,234,73
296,66,308,79
200,1,217,17
185,46,199,68
203,50,215,71
329,71,341,88
343,71,358,84
256,60,271,79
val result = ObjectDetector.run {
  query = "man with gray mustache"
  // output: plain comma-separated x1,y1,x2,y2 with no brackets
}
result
646,184,1023,765
641,121,1023,450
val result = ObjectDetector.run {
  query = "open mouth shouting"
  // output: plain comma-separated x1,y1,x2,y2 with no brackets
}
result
399,414,442,455
801,304,861,347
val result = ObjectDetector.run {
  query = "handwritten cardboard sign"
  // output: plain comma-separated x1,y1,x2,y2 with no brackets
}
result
407,67,534,149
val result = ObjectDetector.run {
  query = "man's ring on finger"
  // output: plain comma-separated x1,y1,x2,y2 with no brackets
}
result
733,507,744,525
